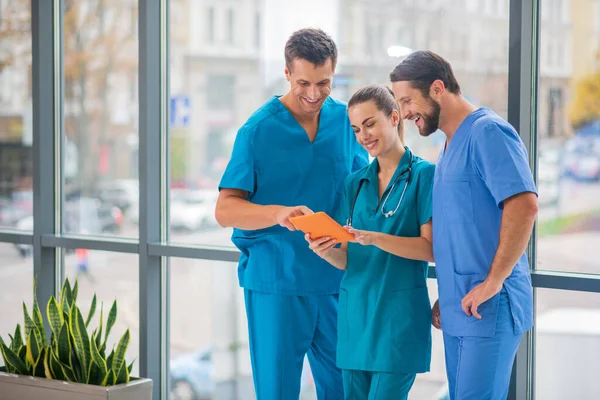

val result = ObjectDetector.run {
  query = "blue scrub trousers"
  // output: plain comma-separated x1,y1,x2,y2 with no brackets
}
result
443,291,523,400
342,369,416,400
244,289,343,399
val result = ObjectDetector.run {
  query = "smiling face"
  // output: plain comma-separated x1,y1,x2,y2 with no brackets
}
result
391,80,441,137
348,100,400,158
285,57,334,116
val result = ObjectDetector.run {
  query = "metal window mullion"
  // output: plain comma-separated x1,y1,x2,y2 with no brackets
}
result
139,1,166,399
31,0,60,341
507,0,539,399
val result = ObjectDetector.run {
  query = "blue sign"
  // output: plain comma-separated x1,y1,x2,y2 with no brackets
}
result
170,96,191,127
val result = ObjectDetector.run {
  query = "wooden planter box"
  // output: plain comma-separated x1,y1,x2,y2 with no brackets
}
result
0,370,153,400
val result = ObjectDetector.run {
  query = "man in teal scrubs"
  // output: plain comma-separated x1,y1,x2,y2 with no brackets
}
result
307,85,435,399
390,51,538,400
216,29,368,399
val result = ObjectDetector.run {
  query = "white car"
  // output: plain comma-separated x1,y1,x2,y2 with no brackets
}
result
170,190,218,231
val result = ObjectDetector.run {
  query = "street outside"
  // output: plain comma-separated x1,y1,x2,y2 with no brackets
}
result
1,177,599,400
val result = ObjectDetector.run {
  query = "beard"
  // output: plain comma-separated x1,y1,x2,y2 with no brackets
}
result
419,98,441,137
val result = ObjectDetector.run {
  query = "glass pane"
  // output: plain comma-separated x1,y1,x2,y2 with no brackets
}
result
535,288,600,399
0,1,33,231
63,249,139,377
63,1,139,238
169,259,315,399
0,243,33,368
536,0,600,274
168,1,509,245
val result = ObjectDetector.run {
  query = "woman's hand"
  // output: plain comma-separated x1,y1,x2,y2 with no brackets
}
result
346,227,379,246
305,234,337,259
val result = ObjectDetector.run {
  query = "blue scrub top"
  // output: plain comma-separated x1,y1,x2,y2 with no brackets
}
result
334,147,435,374
433,107,537,338
219,96,369,296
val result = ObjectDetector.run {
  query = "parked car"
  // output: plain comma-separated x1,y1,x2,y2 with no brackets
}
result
170,189,218,232
562,136,600,181
95,179,139,213
538,150,561,207
13,196,123,257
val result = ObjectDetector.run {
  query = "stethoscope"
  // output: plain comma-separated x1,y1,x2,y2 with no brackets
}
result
346,151,413,227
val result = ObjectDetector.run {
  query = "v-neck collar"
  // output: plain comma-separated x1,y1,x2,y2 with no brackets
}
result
273,95,331,144
362,146,412,185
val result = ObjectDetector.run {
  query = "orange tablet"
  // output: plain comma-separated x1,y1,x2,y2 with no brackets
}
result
290,212,355,243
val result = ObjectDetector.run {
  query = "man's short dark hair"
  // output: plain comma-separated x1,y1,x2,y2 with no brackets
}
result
285,28,338,70
389,50,461,97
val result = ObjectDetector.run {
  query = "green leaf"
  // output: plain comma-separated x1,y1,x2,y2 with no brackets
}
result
115,359,129,385
0,341,28,375
18,345,27,366
96,303,104,352
69,305,91,383
90,333,107,383
85,294,97,328
72,280,79,305
49,347,68,381
127,359,134,375
0,337,15,374
13,325,23,351
43,346,53,379
47,297,64,338
111,329,129,374
70,345,82,382
111,369,117,385
105,348,115,373
56,324,72,368
32,277,47,343
101,369,111,386
60,279,73,316
104,300,117,348
33,347,46,378
22,303,36,340
25,333,40,367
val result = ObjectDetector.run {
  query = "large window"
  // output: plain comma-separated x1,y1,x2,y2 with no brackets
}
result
63,0,139,238
536,0,600,275
0,1,598,400
0,0,32,231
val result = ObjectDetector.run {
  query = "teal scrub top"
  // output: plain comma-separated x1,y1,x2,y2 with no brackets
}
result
219,96,369,295
334,147,435,374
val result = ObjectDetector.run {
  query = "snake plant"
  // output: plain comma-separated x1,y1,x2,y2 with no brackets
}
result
0,278,134,386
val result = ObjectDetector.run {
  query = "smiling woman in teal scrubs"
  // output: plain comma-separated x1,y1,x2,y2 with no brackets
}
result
306,85,435,400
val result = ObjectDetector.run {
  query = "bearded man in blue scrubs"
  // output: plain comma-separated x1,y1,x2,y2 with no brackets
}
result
215,28,368,399
390,51,538,400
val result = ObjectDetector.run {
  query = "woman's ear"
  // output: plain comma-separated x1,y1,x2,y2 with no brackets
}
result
392,109,400,128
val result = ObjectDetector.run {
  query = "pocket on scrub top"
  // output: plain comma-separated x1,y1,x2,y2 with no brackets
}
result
389,287,432,347
443,175,475,224
454,272,500,321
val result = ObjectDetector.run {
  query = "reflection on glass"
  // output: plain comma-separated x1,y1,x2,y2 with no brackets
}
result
169,259,316,400
535,289,600,399
62,249,139,377
168,0,509,248
0,243,33,368
63,0,139,238
0,1,33,231
536,0,600,274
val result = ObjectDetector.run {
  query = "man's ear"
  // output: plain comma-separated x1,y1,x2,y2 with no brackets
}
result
430,80,445,98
